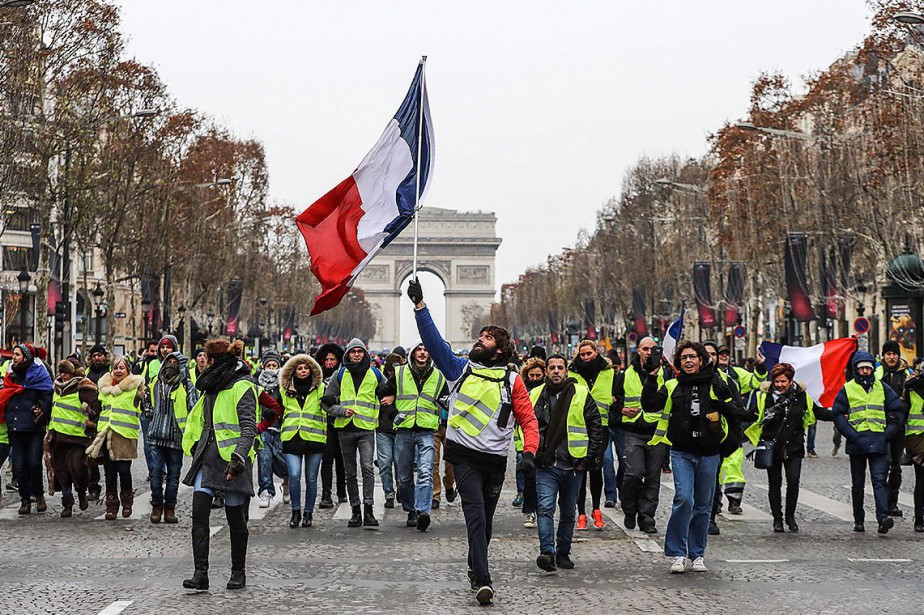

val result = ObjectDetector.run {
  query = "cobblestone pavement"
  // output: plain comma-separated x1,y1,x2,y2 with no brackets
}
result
2,422,924,614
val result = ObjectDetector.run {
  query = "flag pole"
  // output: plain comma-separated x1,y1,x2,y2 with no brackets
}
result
412,55,427,280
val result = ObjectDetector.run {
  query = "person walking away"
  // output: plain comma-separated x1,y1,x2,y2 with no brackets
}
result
145,352,196,523
643,341,742,573
87,355,143,519
316,343,347,508
0,344,53,514
409,278,539,605
876,340,913,517
614,337,671,534
182,339,259,591
832,351,905,534
389,343,449,531
48,358,100,517
321,338,392,528
531,354,604,572
279,353,327,528
744,363,817,533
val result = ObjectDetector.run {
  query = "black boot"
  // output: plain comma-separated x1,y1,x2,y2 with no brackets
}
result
773,517,784,533
363,503,379,527
225,504,248,590
348,505,362,527
318,492,334,509
914,517,924,533
302,512,313,528
289,510,302,528
786,515,799,533
183,492,212,591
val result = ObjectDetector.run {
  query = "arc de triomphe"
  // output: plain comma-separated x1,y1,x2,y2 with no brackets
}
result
355,207,501,351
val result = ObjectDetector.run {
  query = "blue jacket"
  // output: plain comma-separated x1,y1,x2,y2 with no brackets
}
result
4,361,53,433
832,378,904,456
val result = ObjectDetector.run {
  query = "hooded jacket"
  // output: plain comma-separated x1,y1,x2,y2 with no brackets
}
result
320,339,387,429
3,358,54,432
832,352,905,456
280,353,326,454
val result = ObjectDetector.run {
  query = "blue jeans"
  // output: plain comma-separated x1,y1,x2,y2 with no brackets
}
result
376,431,397,497
664,450,721,560
257,430,287,497
604,425,625,501
807,424,817,452
193,469,246,507
149,446,183,505
395,430,435,514
139,413,156,476
535,466,583,556
285,452,323,513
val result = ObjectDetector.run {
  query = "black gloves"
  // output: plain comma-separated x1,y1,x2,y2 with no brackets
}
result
226,454,246,478
407,277,424,305
517,451,536,476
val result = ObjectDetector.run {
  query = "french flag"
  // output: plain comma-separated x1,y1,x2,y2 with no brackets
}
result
662,306,685,365
758,337,858,407
296,59,434,315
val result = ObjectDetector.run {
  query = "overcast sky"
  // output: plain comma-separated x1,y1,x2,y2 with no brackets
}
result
118,0,871,295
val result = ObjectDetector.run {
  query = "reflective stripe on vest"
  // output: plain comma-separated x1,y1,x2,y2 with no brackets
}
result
569,368,614,427
148,379,189,433
281,386,327,443
334,369,380,431
845,380,887,433
744,389,815,446
449,367,507,437
394,365,444,430
182,379,258,462
648,379,728,446
621,366,663,424
49,391,88,438
907,390,924,436
529,383,589,458
99,386,141,440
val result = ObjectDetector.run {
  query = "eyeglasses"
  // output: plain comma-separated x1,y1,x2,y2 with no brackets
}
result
679,354,699,361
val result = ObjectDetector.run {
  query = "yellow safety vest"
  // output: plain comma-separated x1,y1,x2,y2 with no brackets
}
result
907,390,924,436
732,365,765,395
334,369,380,430
569,368,614,427
448,366,509,437
188,364,198,386
648,379,729,446
744,389,816,445
182,379,258,462
529,383,589,458
621,366,663,425
99,386,141,440
144,359,161,384
0,422,7,445
49,390,88,438
281,386,327,443
148,379,190,433
845,380,887,433
394,365,445,430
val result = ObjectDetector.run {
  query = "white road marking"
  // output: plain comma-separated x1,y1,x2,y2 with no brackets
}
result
97,600,134,615
334,481,385,522
751,483,854,522
248,481,283,521
840,484,915,509
659,478,772,521
847,558,912,562
599,506,662,553
725,559,790,563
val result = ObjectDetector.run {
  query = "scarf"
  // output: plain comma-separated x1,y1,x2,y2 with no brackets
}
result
569,355,608,380
294,375,315,398
537,378,577,466
344,353,371,390
196,355,249,394
258,368,279,391
53,375,82,397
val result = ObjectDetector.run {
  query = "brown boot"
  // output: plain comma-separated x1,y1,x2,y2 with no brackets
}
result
120,490,134,518
104,492,119,520
60,494,75,518
150,503,163,524
35,495,47,513
18,499,31,515
164,504,178,524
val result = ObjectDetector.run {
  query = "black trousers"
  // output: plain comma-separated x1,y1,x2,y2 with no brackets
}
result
887,433,904,509
766,455,802,520
576,468,602,515
321,427,346,499
455,461,505,587
914,463,924,522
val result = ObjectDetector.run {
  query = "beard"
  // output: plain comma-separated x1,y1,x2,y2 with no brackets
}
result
469,342,496,364
90,360,109,372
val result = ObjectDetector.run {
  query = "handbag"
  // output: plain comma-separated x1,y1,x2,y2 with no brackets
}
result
752,439,775,469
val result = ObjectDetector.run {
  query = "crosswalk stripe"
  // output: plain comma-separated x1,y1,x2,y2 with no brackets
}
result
751,483,854,522
659,478,772,521
840,484,915,509
599,506,662,552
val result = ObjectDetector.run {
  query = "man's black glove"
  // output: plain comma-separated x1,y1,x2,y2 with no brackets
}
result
407,278,424,305
225,453,246,478
517,451,536,476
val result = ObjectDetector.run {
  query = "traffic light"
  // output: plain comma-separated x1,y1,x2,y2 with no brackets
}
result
54,300,68,333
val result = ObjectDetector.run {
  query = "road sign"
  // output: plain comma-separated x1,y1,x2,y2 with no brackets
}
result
853,317,870,335
627,331,638,343
114,312,126,319
733,325,746,339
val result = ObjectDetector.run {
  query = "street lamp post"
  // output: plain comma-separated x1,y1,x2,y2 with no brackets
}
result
17,268,31,343
92,281,105,345
141,296,151,342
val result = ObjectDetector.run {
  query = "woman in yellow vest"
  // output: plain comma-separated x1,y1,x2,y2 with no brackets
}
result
279,353,326,529
181,339,259,592
49,358,100,517
744,363,816,533
87,355,144,520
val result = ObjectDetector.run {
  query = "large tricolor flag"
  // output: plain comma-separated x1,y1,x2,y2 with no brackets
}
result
758,337,858,407
662,306,685,364
296,59,434,315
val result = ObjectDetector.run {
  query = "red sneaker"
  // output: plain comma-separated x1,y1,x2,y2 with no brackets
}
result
576,514,587,531
592,509,605,530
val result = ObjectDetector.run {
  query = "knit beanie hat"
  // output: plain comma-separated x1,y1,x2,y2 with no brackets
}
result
882,340,901,355
261,348,282,368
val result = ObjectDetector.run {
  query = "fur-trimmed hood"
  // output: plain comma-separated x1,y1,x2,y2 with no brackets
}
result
281,354,323,391
98,372,144,397
53,375,97,396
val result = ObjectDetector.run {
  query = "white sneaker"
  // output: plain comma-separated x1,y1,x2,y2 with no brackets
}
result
670,556,687,574
282,489,290,505
259,493,271,508
523,512,536,528
691,557,707,572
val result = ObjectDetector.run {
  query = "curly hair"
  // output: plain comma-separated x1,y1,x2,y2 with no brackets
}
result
204,338,244,360
672,340,708,370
